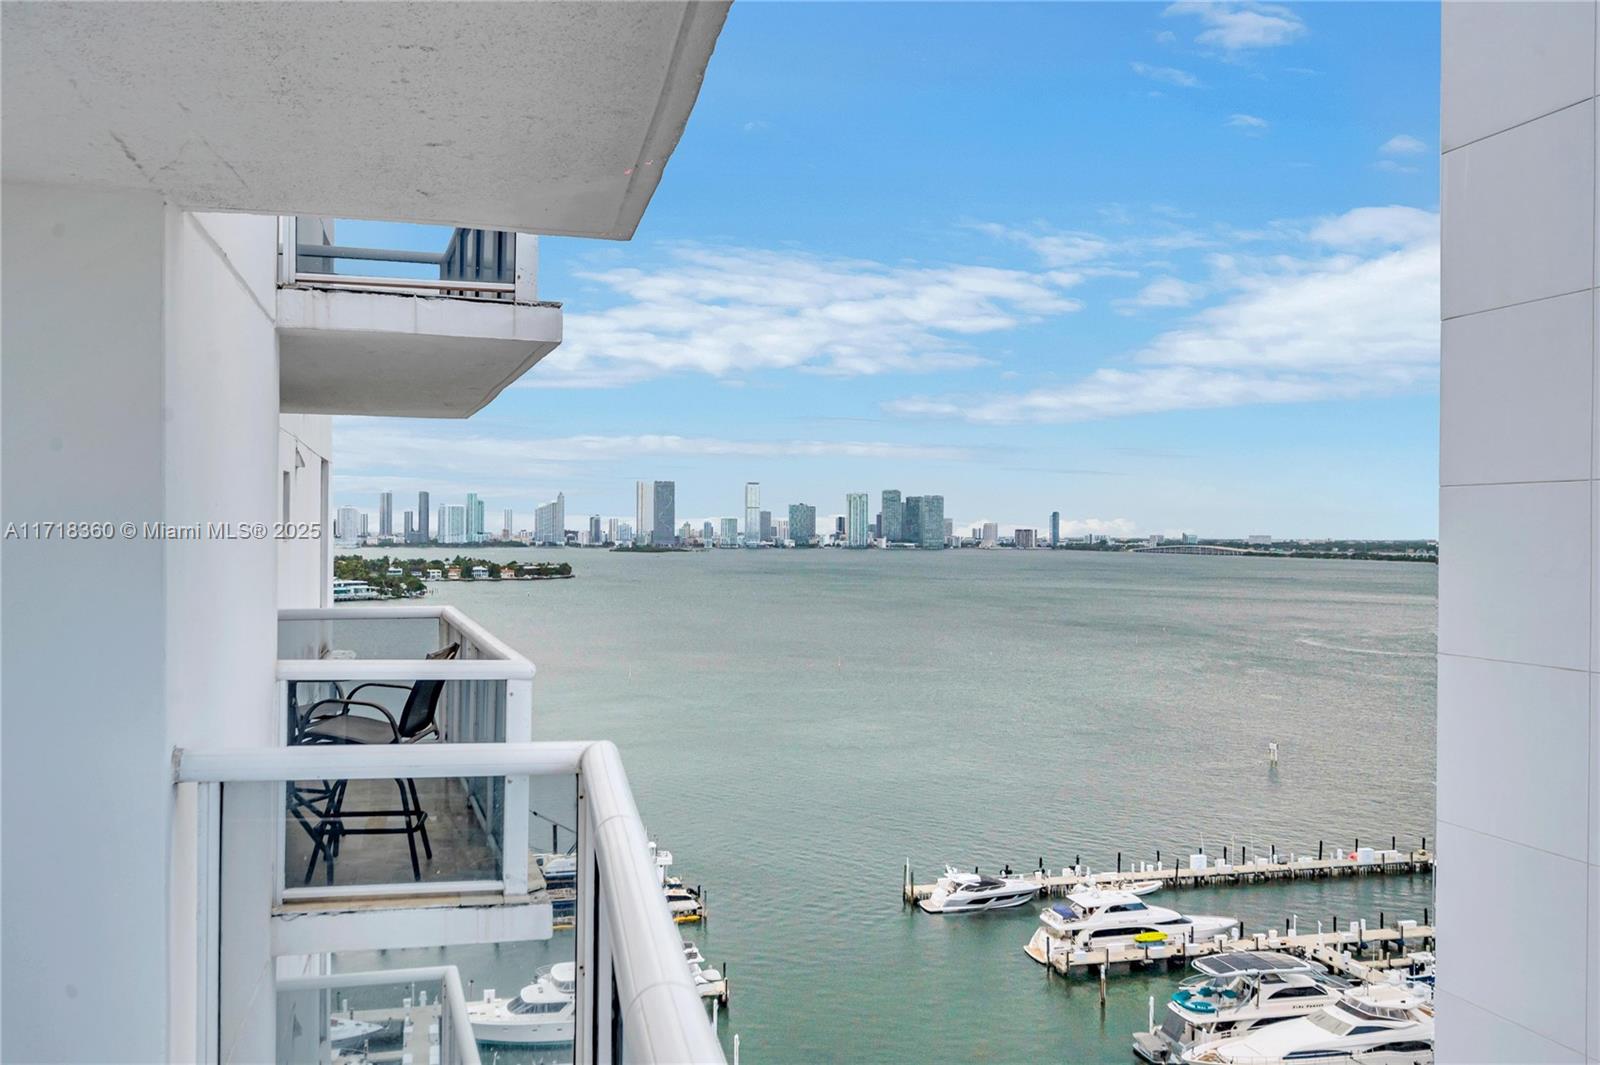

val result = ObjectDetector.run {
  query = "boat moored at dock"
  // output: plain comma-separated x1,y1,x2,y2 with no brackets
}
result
1024,887,1239,962
918,866,1042,914
1130,951,1350,1064
1180,984,1433,1064
466,963,577,1047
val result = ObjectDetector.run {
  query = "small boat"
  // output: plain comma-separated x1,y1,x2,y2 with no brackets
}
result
1181,984,1433,1064
466,963,576,1047
683,941,728,1005
1024,887,1238,961
328,1015,386,1048
918,866,1040,914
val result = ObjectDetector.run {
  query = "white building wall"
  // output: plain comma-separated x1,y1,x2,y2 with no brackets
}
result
1438,4,1600,1061
279,412,333,610
2,182,174,1063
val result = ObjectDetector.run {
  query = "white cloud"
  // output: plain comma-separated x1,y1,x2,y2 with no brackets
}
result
1227,113,1269,132
532,246,1083,387
887,206,1439,425
1131,61,1201,87
1114,276,1206,314
1379,134,1427,156
1309,205,1435,249
1165,2,1307,52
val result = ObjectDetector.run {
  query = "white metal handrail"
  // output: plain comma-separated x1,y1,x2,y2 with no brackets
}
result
278,216,539,302
278,964,478,1065
174,740,725,1065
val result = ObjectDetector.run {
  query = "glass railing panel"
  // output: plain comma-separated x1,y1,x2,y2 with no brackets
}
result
278,614,446,660
277,968,477,1065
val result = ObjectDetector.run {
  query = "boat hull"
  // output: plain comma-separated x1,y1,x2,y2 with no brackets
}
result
918,889,1036,914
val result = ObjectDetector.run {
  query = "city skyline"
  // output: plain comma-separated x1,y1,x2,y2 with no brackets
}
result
326,3,1440,539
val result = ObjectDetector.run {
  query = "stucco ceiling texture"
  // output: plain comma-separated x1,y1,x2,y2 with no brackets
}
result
1,1,729,238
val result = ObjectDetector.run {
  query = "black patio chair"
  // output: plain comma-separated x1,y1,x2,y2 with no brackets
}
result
293,642,460,883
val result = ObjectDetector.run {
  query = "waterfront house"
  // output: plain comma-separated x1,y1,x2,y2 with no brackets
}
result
447,566,463,581
427,568,443,581
471,565,490,580
2,4,730,1062
501,567,518,580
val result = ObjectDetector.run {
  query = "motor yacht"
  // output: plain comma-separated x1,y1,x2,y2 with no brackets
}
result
918,866,1041,913
1131,952,1350,1063
327,1014,387,1048
1180,984,1434,1064
1023,887,1238,962
466,963,577,1047
683,941,728,1004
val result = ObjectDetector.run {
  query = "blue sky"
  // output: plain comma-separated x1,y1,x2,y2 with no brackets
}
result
335,1,1441,539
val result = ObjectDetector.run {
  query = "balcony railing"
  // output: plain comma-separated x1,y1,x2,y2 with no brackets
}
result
176,742,725,1065
277,964,478,1065
278,216,538,302
277,605,534,898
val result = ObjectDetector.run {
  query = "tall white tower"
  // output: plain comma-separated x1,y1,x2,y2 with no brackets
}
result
744,481,761,545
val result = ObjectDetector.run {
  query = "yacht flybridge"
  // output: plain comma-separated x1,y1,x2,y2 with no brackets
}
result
1024,887,1239,961
918,866,1041,913
1132,952,1352,1064
1180,984,1434,1064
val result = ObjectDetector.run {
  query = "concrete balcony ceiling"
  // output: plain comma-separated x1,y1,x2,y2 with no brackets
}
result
0,1,729,238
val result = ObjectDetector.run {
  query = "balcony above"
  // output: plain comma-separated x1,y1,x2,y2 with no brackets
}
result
2,2,730,238
278,219,561,417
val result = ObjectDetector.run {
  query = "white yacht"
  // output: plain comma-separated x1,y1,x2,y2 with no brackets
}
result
682,941,728,1004
1181,984,1434,1064
466,963,577,1047
1024,887,1238,961
327,1014,387,1048
918,866,1041,913
1132,952,1351,1063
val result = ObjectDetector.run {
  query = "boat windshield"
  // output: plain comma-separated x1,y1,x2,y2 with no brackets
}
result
510,997,567,1016
1308,1012,1354,1037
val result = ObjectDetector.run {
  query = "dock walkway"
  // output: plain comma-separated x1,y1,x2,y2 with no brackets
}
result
904,847,1433,904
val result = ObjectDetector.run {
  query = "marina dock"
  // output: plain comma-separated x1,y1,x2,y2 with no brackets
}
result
1030,920,1436,980
337,1000,443,1064
904,840,1433,905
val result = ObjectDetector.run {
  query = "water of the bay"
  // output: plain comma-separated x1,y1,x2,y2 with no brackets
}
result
352,546,1436,1064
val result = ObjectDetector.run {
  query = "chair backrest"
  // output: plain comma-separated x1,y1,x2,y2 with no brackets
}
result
399,642,459,738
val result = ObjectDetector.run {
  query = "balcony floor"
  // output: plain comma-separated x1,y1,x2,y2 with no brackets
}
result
286,776,500,889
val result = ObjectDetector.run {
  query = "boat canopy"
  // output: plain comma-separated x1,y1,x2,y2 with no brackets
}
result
1193,951,1316,977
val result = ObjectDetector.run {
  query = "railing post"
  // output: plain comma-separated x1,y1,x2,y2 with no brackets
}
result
501,677,533,894
514,234,538,302
574,768,601,1063
277,215,297,286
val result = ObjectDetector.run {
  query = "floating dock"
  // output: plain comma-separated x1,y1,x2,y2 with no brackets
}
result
904,840,1433,905
336,1000,443,1064
1029,920,1436,980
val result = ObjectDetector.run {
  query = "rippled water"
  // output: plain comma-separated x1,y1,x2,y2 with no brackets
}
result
357,547,1437,1063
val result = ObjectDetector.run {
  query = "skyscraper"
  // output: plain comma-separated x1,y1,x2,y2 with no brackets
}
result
903,496,922,545
606,517,619,544
719,517,737,546
903,495,945,549
788,503,816,545
635,480,653,545
759,510,772,543
378,491,393,537
473,497,485,542
534,492,565,545
881,489,903,543
404,510,416,542
1050,510,1060,547
589,515,602,544
651,481,675,545
846,493,870,547
335,505,360,543
443,504,468,544
743,482,760,546
702,520,714,543
502,509,514,540
466,493,479,542
418,491,431,542
981,521,998,546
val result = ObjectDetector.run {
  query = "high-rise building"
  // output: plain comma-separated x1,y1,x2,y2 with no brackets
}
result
881,489,903,543
417,491,431,542
378,491,393,537
635,480,653,544
1015,528,1036,549
845,492,870,547
502,509,514,540
335,505,360,542
759,510,772,543
743,482,760,545
903,496,923,545
719,517,737,546
651,481,675,545
833,515,845,540
617,522,633,544
943,518,953,544
1050,511,1060,547
534,492,565,545
606,517,619,544
358,511,370,538
788,503,816,545
404,510,415,542
701,520,715,543
589,515,602,544
473,497,485,542
919,495,945,550
775,518,789,542
981,521,998,546
466,493,480,542
442,504,468,544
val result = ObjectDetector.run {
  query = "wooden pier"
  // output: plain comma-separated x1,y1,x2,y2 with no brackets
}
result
904,842,1433,905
